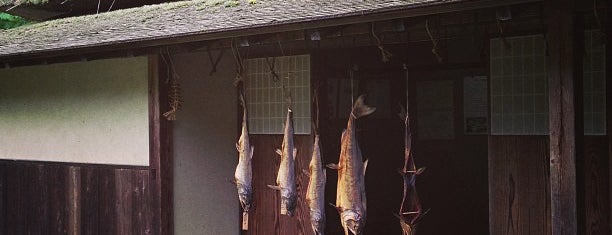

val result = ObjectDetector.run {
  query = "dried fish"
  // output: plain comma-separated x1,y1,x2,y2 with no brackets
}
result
235,93,254,214
327,95,375,235
304,90,326,234
304,134,326,234
268,101,298,216
398,106,426,235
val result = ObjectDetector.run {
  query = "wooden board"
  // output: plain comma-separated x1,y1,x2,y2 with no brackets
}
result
488,136,551,235
584,136,611,234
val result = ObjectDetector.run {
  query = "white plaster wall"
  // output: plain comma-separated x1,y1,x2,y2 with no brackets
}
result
0,57,150,166
171,50,238,234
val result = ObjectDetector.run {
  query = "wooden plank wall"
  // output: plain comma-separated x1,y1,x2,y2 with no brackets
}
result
489,136,610,235
242,135,314,235
488,136,551,235
0,162,157,235
584,136,611,234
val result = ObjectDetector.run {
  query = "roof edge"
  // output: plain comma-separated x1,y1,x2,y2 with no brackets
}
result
0,0,542,62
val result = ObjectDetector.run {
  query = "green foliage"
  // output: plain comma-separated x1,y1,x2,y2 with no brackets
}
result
0,13,32,29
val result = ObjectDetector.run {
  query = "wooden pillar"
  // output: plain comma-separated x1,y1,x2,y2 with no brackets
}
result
607,4,612,233
546,0,578,234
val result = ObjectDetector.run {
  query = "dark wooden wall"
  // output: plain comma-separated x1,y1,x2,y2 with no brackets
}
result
315,45,490,235
488,136,551,235
488,136,611,235
584,136,611,235
0,163,157,235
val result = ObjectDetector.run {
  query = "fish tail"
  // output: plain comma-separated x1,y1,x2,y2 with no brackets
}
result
351,95,376,119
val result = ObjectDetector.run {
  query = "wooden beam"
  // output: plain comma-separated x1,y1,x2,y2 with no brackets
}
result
546,0,578,234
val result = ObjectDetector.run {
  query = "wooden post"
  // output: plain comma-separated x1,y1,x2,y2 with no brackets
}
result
607,6,612,234
546,0,578,234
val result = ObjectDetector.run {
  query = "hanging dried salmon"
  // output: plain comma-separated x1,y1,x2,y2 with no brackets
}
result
398,106,426,235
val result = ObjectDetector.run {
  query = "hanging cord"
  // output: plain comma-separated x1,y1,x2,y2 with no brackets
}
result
313,86,320,136
371,23,393,62
231,38,245,86
162,48,183,121
107,0,117,12
349,65,358,107
206,44,225,76
403,63,409,112
425,20,443,63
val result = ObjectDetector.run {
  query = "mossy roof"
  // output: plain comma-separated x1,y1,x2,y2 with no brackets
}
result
0,0,454,60
0,0,49,7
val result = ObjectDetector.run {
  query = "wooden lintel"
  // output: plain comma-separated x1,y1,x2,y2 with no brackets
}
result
546,0,578,234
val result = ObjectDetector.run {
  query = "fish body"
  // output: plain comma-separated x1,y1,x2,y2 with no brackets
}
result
235,94,254,213
328,95,375,235
305,135,326,235
268,107,298,216
398,106,424,235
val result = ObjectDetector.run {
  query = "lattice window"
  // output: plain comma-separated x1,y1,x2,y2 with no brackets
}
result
490,35,548,135
583,30,606,135
244,55,311,134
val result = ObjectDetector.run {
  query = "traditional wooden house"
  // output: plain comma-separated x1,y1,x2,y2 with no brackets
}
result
0,0,609,234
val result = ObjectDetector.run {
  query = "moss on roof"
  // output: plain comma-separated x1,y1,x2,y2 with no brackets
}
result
0,12,32,29
0,0,450,59
0,0,49,7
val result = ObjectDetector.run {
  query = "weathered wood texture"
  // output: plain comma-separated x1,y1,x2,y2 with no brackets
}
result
0,55,171,235
151,54,174,235
547,0,578,234
488,136,551,235
583,136,611,235
607,8,612,234
0,162,157,235
242,135,313,235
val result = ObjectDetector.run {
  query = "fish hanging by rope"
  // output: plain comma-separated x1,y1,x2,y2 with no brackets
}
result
303,90,326,235
397,105,426,235
162,74,183,121
327,95,375,235
268,96,298,216
234,92,254,215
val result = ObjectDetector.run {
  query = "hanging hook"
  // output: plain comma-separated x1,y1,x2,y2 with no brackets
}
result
231,38,245,86
206,44,225,76
425,20,443,63
371,23,392,62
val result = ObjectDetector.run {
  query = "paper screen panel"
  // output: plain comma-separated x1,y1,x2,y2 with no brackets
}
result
244,55,311,134
490,35,548,135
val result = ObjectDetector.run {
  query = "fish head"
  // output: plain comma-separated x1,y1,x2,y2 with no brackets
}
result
341,210,365,235
309,210,325,234
237,184,252,211
399,217,416,235
280,189,297,216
